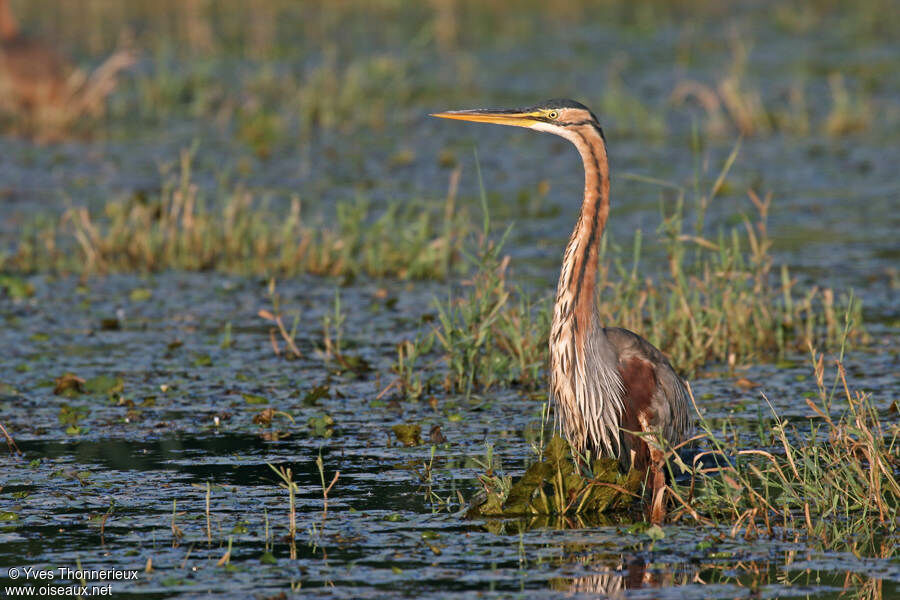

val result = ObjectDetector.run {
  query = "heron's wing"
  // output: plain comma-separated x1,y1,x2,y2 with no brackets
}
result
603,327,693,466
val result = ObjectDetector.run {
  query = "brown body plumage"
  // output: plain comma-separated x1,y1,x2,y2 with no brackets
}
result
433,99,692,520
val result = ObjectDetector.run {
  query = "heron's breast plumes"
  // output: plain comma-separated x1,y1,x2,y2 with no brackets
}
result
549,291,625,459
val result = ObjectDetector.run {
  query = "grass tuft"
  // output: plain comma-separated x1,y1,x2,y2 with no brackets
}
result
2,149,468,279
675,350,898,552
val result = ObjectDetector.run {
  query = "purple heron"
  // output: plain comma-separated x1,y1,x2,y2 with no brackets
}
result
432,100,692,516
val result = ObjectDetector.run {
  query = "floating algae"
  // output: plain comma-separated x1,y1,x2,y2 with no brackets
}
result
468,436,643,518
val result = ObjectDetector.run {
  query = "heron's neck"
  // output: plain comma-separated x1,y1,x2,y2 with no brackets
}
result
0,0,18,41
553,125,611,344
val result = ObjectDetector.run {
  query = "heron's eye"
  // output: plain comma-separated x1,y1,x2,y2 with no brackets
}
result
547,110,559,120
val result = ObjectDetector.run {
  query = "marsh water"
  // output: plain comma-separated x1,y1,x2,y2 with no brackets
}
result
1,2,898,598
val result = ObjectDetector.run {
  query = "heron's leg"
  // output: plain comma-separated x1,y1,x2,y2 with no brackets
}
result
648,446,666,525
638,414,666,524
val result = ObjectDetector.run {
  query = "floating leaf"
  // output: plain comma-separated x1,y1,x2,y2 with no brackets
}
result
242,393,268,405
253,408,275,426
58,404,88,426
646,524,665,541
84,375,124,395
335,353,372,375
734,378,760,389
259,552,277,565
0,275,34,299
100,318,121,331
392,424,422,447
383,513,406,522
308,414,334,438
301,385,330,406
193,354,213,367
129,288,153,302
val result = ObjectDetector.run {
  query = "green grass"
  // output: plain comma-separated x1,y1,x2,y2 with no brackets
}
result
1,149,469,280
676,350,898,554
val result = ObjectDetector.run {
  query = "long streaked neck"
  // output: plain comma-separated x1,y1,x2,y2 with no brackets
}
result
554,125,611,342
0,0,18,41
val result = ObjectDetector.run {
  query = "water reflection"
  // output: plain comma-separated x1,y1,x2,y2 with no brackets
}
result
549,554,896,599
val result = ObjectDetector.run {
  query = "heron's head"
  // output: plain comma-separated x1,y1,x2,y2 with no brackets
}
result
431,98,604,142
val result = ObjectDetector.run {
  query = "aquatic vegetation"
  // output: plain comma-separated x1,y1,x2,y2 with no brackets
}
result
468,435,643,518
258,278,302,359
268,464,300,560
2,149,469,279
671,36,772,138
679,352,899,551
392,423,423,446
671,34,875,139
0,32,135,141
315,452,340,519
430,237,549,394
604,179,865,375
824,73,873,137
409,168,550,395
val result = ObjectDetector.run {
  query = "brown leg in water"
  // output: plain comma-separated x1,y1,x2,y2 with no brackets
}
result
648,446,666,524
638,413,666,524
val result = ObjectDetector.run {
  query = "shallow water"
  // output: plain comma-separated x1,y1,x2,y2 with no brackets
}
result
1,1,899,598
1,273,897,598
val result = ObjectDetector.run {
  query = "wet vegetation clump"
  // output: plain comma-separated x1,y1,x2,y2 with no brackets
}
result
469,435,642,518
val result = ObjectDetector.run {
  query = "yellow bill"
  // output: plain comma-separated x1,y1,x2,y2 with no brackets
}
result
430,108,543,128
